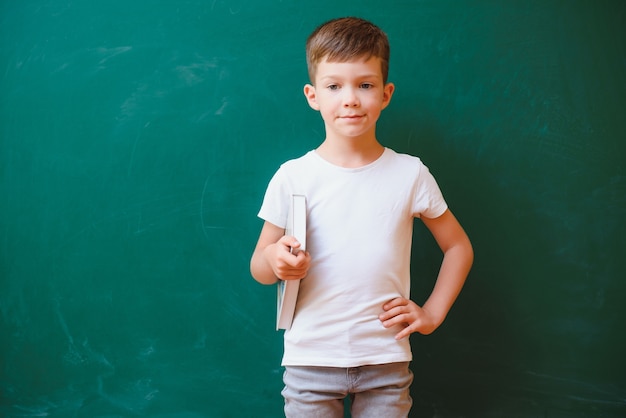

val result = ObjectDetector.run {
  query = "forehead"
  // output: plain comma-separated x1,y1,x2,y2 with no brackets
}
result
314,56,384,80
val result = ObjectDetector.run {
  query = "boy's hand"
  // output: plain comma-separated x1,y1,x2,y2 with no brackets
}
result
379,297,440,340
264,235,311,281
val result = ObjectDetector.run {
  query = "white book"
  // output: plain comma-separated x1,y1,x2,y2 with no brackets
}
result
276,194,307,330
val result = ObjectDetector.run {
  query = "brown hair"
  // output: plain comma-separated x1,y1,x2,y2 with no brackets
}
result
306,17,390,84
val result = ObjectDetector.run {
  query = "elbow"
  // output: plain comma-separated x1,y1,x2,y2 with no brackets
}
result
253,274,279,286
463,236,474,272
446,234,474,274
250,256,278,285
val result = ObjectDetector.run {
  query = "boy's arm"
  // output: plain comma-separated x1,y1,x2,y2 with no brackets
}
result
250,221,311,285
380,209,473,339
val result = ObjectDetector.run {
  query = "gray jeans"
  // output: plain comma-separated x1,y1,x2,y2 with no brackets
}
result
282,362,413,418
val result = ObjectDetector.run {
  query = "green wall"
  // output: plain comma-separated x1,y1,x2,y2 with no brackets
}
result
1,1,624,416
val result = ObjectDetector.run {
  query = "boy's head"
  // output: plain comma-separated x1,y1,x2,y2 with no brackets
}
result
306,17,390,85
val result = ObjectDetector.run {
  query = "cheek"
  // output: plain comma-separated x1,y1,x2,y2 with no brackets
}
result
320,108,336,121
317,98,338,114
364,99,382,114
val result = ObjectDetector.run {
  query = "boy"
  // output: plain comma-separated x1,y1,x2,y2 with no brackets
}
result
250,17,473,417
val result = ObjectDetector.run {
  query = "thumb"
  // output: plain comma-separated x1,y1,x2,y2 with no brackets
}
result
280,235,301,251
289,238,302,253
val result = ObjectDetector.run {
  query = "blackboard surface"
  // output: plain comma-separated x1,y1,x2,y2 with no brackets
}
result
1,1,625,417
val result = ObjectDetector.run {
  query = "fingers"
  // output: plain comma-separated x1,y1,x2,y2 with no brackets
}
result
280,235,303,253
379,298,429,340
379,297,411,323
273,245,311,280
379,300,413,328
382,297,409,312
395,326,414,341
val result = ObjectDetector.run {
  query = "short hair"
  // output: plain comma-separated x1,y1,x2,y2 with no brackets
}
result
306,17,390,84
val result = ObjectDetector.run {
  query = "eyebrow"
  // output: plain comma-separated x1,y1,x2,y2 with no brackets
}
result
318,73,381,82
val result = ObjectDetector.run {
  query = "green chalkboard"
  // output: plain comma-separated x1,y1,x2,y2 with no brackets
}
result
1,1,625,417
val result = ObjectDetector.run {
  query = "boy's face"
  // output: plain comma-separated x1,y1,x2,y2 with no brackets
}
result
304,56,394,141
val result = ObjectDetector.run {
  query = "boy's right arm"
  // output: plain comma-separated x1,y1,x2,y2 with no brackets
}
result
250,221,311,285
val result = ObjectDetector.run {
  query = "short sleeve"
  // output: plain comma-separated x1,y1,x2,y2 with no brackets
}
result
257,167,289,228
412,163,448,219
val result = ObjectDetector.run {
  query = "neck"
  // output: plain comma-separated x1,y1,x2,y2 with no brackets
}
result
316,133,384,168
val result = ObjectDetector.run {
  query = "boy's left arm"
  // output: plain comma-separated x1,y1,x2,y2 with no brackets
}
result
379,209,473,340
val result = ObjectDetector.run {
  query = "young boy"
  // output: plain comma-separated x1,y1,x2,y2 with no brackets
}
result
250,17,473,417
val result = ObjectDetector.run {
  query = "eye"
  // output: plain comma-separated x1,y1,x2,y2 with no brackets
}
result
360,83,374,89
327,84,339,91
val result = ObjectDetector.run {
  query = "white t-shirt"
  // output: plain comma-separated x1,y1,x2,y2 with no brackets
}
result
258,148,448,367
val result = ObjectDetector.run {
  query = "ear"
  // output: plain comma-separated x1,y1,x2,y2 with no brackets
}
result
303,84,320,111
381,82,395,110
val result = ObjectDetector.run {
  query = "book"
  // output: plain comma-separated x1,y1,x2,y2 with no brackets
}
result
276,194,307,330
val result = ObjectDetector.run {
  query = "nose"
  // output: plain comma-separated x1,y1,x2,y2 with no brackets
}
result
342,88,360,107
